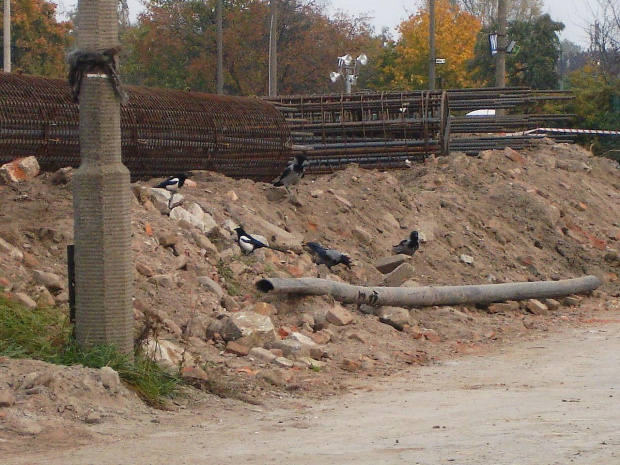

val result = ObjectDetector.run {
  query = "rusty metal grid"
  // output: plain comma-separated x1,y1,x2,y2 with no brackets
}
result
0,72,292,181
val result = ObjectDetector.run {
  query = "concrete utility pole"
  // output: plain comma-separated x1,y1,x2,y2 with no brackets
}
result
3,0,10,72
495,0,507,88
72,0,133,354
428,0,435,90
268,0,277,97
216,0,223,94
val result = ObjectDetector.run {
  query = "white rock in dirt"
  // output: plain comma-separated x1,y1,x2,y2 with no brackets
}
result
228,311,276,346
32,270,65,292
460,254,475,265
144,339,185,370
0,156,40,184
0,237,23,261
197,275,224,298
170,203,217,234
13,292,37,309
375,306,410,331
249,347,278,364
383,263,416,287
0,389,16,407
326,303,354,326
290,332,317,347
99,367,121,394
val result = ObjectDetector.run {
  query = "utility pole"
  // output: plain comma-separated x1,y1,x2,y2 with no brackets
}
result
495,0,506,88
3,0,10,72
428,0,435,90
268,0,277,97
216,0,223,94
72,0,133,354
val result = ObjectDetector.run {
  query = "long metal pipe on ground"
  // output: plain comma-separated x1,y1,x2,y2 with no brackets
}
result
256,276,601,307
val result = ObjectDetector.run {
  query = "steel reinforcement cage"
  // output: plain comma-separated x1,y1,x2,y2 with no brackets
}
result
0,72,292,181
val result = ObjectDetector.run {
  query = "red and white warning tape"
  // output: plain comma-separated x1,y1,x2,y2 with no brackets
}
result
525,127,620,136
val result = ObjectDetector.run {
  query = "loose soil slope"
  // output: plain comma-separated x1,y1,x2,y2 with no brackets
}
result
1,139,620,453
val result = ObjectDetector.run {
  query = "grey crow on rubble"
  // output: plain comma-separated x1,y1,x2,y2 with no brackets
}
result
305,241,352,269
154,173,189,208
235,227,286,255
393,230,419,256
273,154,308,193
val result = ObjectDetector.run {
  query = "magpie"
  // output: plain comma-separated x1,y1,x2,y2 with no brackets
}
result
234,227,287,255
154,173,189,209
272,154,309,193
393,230,420,256
305,241,352,269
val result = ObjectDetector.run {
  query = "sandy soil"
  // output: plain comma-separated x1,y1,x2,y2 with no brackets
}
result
5,308,619,465
2,139,620,461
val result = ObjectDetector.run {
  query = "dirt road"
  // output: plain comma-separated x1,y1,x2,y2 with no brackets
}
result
6,317,619,465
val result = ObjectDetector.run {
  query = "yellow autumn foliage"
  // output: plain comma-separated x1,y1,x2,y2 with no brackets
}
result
389,0,481,89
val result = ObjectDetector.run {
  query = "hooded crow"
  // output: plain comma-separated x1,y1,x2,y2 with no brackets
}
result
235,227,287,255
273,154,309,193
305,241,352,269
393,230,420,256
155,173,189,208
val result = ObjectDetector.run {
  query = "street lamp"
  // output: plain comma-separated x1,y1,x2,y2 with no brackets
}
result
330,53,367,94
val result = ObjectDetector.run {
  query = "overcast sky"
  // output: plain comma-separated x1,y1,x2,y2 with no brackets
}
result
57,0,595,48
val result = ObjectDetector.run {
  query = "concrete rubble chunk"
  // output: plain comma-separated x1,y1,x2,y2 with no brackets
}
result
383,263,417,287
375,254,409,274
99,367,121,394
0,237,23,261
223,312,276,346
326,303,354,326
375,306,410,331
169,204,217,235
50,167,73,185
144,339,185,370
526,299,549,315
352,227,373,245
249,347,278,363
13,292,38,309
0,156,40,184
0,389,16,407
225,341,250,357
32,270,65,292
147,274,176,289
197,275,224,298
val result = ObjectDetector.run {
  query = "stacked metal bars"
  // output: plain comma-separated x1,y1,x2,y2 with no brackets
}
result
266,87,574,171
266,91,450,173
0,72,292,181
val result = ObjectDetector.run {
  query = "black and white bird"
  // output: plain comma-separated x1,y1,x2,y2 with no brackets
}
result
234,227,286,255
154,173,189,208
272,154,309,193
305,241,352,269
393,230,420,256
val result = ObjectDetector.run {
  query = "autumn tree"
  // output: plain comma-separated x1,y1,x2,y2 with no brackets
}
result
122,0,380,95
469,14,564,89
0,0,73,77
380,0,481,90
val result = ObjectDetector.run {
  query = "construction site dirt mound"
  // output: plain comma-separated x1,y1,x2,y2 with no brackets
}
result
2,139,620,455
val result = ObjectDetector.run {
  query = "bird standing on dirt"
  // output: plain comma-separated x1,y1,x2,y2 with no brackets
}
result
272,154,309,193
393,230,420,256
305,241,352,269
154,173,189,209
234,227,286,255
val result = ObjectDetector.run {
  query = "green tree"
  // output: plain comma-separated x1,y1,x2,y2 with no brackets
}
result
0,0,73,77
469,14,564,89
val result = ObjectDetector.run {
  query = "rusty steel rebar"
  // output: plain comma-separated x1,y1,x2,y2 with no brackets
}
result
0,72,292,181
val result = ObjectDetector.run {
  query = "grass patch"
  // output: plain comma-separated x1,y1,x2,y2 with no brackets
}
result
0,295,182,407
